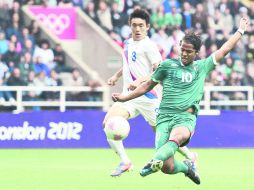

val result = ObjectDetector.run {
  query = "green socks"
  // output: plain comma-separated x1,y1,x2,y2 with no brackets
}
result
171,160,188,174
153,141,178,161
152,141,189,175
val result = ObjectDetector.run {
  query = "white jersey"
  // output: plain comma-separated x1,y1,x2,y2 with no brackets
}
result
122,36,162,99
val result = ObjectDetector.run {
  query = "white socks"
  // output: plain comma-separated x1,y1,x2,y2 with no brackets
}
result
178,146,195,160
107,139,131,163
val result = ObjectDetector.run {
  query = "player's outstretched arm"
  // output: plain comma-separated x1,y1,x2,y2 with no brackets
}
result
128,61,160,90
128,75,150,90
107,68,123,86
214,17,249,63
112,79,158,102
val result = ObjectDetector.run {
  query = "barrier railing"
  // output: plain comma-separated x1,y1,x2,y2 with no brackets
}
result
0,86,110,112
201,86,254,112
0,86,253,113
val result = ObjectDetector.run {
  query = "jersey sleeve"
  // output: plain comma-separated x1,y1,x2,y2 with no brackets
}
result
145,41,162,65
198,54,216,75
151,60,168,82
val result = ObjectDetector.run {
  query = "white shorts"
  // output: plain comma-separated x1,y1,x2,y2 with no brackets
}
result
115,96,160,126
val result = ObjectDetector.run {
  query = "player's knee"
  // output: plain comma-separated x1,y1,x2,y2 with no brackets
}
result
107,107,129,120
170,127,191,144
170,135,190,146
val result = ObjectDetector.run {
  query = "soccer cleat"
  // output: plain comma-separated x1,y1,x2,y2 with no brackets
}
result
140,159,163,177
183,160,201,185
110,162,133,177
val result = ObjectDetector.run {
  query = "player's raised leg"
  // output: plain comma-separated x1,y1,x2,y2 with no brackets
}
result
103,104,133,177
140,159,163,176
178,146,198,170
183,159,200,184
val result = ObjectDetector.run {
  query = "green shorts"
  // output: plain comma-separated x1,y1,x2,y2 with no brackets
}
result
155,112,196,149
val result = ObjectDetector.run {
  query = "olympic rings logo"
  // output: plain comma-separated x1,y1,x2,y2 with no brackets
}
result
36,13,71,35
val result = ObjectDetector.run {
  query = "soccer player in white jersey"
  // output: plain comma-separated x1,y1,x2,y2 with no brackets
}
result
103,8,197,177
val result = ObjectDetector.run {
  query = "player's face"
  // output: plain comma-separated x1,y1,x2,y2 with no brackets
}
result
130,18,149,41
180,41,198,65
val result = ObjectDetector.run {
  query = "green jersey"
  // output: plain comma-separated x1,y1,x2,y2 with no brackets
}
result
151,55,216,115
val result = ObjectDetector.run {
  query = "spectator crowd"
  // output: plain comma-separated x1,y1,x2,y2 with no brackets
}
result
0,0,103,111
81,0,254,109
0,0,254,110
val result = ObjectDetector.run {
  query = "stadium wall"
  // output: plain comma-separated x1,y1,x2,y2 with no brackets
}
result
0,110,253,148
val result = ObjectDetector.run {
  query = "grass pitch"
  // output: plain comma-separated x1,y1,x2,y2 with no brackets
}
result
0,149,253,190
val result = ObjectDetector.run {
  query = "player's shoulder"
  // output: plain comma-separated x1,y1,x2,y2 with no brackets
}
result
123,39,134,50
123,39,131,46
159,59,179,67
143,37,158,47
194,55,213,65
159,58,179,67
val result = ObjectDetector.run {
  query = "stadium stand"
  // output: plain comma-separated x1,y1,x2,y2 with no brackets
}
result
0,0,253,112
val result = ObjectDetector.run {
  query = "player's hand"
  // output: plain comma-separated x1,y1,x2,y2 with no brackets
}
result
239,17,249,31
128,80,141,91
112,93,127,102
107,75,118,86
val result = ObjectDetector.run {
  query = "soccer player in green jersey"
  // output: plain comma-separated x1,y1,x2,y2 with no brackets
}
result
104,8,198,177
112,17,249,184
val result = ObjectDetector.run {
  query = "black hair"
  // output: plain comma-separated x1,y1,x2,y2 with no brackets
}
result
129,8,150,25
182,30,202,52
39,39,50,48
